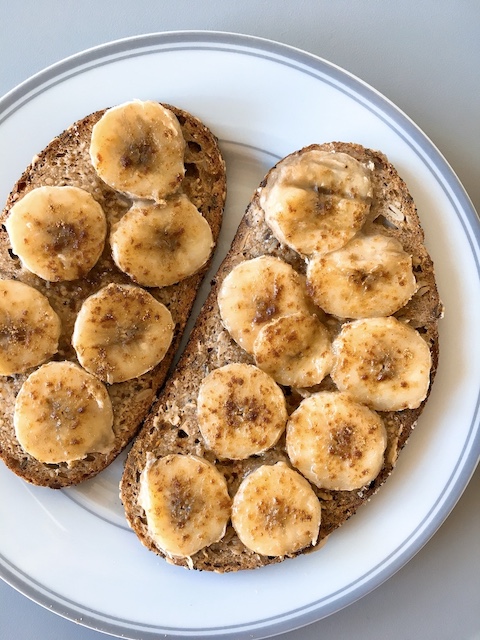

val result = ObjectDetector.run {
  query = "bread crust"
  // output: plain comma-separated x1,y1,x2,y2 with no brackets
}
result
121,142,442,572
0,104,226,488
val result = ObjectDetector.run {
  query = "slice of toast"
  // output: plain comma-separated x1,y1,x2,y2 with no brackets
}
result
0,104,226,488
121,142,442,572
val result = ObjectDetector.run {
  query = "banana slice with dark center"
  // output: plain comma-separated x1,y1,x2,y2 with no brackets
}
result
5,185,107,282
197,363,288,459
110,195,214,287
260,150,372,255
231,461,321,557
139,453,232,559
0,279,61,375
253,311,333,387
14,361,114,464
72,283,174,384
90,100,186,202
330,316,432,411
286,391,387,491
306,234,417,318
217,255,313,353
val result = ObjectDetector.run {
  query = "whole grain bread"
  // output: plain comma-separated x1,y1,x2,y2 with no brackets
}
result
121,142,442,572
0,104,226,488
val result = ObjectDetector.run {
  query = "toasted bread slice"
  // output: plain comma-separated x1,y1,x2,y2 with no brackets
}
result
0,104,226,488
121,142,442,572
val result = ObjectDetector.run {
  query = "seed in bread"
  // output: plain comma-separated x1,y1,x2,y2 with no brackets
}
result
0,100,226,487
120,142,442,572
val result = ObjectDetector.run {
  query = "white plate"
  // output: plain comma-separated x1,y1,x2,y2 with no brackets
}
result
0,31,479,640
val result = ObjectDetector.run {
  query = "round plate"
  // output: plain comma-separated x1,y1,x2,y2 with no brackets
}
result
0,31,479,640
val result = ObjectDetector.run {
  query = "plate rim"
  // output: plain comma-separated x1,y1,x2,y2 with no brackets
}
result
0,29,479,640
1,29,478,229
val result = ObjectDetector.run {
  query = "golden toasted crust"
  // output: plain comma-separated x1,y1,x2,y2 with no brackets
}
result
0,104,226,488
120,142,442,572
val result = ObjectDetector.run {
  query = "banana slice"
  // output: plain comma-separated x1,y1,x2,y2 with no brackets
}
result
306,234,417,318
14,361,114,464
217,256,312,353
138,453,232,559
110,195,214,287
0,279,61,375
231,461,321,557
90,100,185,202
197,363,287,459
331,317,432,411
259,150,372,255
5,185,107,282
72,283,174,384
253,311,333,387
286,391,387,491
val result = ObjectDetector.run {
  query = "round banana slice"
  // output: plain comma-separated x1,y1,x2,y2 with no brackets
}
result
253,311,333,387
306,234,417,318
90,100,185,202
197,363,287,459
5,185,107,282
330,317,432,411
138,453,232,558
217,256,312,353
286,391,387,491
14,361,114,464
110,195,214,287
259,150,372,255
72,283,174,384
0,279,61,375
231,461,321,557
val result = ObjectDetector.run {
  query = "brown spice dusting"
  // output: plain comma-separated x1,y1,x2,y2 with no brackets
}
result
120,135,156,170
253,298,278,324
261,497,290,530
169,476,198,528
253,278,285,324
310,185,335,217
47,221,86,252
156,226,185,252
0,321,30,345
349,267,386,291
328,424,363,460
260,497,312,531
117,325,140,345
372,354,396,381
100,312,115,324
224,395,262,427
48,397,81,430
